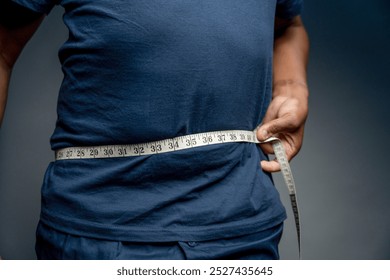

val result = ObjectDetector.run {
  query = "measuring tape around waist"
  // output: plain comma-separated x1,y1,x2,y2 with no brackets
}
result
55,129,301,258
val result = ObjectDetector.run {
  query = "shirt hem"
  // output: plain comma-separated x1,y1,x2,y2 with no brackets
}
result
40,211,287,242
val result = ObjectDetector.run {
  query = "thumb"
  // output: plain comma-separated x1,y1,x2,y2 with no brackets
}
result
257,115,292,141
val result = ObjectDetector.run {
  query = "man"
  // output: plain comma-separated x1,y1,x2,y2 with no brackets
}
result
0,0,309,259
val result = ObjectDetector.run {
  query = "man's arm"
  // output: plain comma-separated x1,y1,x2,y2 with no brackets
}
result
257,16,309,172
0,1,45,127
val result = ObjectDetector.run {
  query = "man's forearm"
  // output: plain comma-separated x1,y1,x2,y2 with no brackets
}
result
273,16,309,93
0,56,11,127
258,16,309,171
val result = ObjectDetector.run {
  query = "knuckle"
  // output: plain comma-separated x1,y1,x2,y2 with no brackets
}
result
288,114,301,128
268,122,279,134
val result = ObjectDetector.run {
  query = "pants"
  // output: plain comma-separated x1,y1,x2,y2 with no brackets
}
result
35,221,283,260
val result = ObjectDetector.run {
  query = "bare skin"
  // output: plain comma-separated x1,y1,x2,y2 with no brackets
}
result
258,16,309,172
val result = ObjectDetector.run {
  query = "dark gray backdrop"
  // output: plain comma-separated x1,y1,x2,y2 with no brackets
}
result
1,0,389,259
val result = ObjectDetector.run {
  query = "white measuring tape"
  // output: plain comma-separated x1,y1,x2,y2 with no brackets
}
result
55,129,301,258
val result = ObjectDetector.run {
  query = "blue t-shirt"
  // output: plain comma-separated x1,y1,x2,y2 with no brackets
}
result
14,0,303,241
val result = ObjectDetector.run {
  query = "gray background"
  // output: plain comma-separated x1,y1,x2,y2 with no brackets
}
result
0,0,389,259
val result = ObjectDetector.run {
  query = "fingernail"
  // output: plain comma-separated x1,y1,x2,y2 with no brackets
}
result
261,129,268,139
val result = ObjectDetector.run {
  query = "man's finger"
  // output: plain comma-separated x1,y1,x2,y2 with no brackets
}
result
257,114,294,141
261,160,281,172
261,102,278,125
259,142,274,155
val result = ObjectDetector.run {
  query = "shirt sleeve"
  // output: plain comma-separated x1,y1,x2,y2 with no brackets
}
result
11,0,58,14
276,0,304,19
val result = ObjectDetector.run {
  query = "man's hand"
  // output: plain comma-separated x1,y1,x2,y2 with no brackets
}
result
257,80,308,172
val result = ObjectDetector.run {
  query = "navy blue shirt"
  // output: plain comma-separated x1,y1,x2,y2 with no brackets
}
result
14,0,303,241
